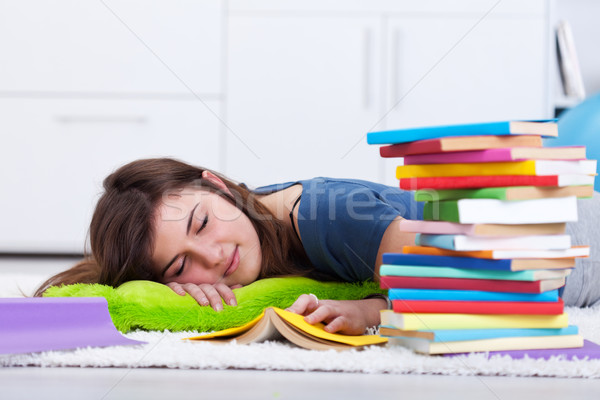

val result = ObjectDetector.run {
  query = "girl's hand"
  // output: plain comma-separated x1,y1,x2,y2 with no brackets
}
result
166,282,241,311
286,294,387,335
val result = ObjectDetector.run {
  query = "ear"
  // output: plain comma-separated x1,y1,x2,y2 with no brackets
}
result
201,170,232,194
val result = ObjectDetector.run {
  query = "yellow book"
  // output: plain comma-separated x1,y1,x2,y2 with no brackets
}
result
185,307,388,351
396,160,596,179
380,310,569,330
388,334,584,355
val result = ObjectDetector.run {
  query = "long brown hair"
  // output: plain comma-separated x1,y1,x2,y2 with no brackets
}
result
34,158,311,296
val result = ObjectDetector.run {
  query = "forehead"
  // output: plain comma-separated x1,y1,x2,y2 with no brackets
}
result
157,188,200,220
155,188,221,220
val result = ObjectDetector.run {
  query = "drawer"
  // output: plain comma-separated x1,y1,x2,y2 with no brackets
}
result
0,98,223,253
0,0,223,95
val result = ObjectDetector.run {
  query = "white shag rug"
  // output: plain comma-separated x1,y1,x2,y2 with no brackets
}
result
2,305,600,378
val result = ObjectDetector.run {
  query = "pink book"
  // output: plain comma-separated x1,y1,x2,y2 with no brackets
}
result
403,146,586,165
398,219,566,237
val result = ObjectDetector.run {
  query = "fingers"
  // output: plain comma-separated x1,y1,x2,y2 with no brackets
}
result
286,293,319,315
302,303,332,325
298,300,367,335
166,282,239,311
214,283,237,307
166,282,186,296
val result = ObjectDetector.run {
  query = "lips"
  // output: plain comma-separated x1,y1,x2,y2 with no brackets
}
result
224,246,240,278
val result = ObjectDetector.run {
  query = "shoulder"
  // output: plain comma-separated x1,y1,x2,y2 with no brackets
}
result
298,177,421,221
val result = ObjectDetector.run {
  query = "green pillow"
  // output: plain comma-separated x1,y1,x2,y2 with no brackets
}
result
44,277,384,332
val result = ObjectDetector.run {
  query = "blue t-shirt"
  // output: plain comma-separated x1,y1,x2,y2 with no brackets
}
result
254,178,423,282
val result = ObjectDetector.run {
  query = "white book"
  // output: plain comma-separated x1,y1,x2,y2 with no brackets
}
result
531,160,596,175
446,196,578,224
481,247,590,259
388,334,584,355
556,175,596,186
416,234,572,251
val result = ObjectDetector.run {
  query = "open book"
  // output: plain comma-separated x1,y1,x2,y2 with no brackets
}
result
185,307,387,351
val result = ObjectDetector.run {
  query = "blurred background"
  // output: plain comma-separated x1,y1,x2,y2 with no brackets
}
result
0,0,597,286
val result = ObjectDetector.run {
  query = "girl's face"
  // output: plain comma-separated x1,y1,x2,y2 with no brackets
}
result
151,184,262,288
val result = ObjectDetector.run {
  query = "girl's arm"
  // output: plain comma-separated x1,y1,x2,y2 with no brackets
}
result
288,216,415,334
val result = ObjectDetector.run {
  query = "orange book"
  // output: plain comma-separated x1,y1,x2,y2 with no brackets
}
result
402,245,590,260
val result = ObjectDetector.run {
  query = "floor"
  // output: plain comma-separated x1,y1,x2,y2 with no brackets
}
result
2,257,600,399
1,368,600,400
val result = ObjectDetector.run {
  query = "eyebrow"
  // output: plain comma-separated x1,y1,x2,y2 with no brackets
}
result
161,202,200,276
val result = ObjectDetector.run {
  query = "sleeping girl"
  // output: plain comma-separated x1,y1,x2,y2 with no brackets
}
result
35,157,600,334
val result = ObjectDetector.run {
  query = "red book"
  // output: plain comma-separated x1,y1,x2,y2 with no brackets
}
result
380,135,543,157
398,174,594,190
392,298,564,315
380,276,565,294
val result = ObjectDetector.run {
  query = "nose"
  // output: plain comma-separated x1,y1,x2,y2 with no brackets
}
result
192,240,225,269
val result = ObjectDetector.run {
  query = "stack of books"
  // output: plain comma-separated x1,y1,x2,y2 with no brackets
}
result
367,120,595,354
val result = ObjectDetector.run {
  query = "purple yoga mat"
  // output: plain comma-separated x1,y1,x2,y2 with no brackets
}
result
445,340,600,360
0,297,145,355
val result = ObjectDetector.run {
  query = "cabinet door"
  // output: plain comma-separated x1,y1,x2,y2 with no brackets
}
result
0,99,221,253
226,16,384,186
380,15,550,186
385,15,550,128
0,0,222,95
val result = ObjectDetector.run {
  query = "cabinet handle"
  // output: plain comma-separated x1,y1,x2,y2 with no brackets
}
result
363,27,373,109
55,116,148,124
392,28,400,112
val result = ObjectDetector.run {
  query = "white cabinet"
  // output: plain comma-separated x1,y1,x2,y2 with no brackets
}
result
0,1,224,253
384,16,549,128
0,0,223,95
0,0,555,253
0,99,222,253
226,16,384,186
226,0,554,186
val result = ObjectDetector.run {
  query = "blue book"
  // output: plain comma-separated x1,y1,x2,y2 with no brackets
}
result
381,253,574,271
388,288,559,302
379,264,571,281
366,119,558,145
379,325,579,342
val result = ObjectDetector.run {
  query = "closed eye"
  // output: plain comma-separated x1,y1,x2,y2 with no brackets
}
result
175,256,186,277
196,215,208,234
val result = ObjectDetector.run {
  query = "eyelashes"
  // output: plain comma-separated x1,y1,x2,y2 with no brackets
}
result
196,215,208,234
175,257,186,276
175,215,208,277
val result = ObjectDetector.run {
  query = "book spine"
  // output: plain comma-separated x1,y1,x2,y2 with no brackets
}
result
367,121,555,145
379,264,536,280
382,326,577,342
424,197,578,224
415,233,571,251
381,253,512,270
397,161,539,179
381,310,569,330
401,244,590,260
398,160,595,177
388,288,558,302
404,149,513,165
415,188,510,202
423,201,460,222
389,334,583,354
391,299,565,315
399,175,559,190
381,276,561,294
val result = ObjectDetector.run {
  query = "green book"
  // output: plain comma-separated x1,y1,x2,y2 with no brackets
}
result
415,186,594,202
422,197,577,224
